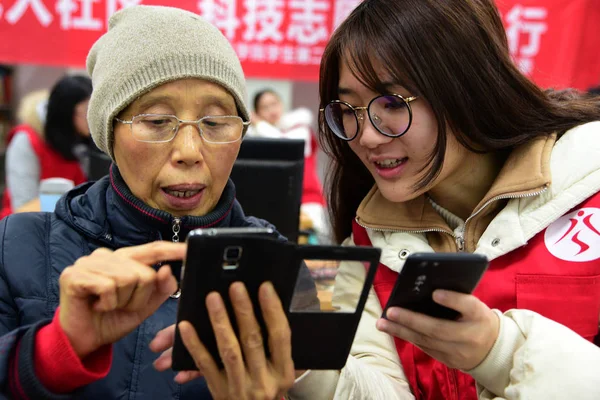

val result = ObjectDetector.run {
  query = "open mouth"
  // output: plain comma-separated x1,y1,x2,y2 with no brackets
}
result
163,189,202,198
374,157,408,169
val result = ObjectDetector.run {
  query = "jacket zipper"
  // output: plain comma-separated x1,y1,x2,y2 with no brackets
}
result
454,186,548,252
355,216,458,248
169,217,182,299
355,217,455,237
172,217,181,243
356,185,548,252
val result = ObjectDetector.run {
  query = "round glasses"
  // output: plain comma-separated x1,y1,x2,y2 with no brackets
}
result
320,94,418,141
114,114,250,144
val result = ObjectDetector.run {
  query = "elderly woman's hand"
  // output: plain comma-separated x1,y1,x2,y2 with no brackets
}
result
151,282,296,400
377,290,500,370
59,241,183,360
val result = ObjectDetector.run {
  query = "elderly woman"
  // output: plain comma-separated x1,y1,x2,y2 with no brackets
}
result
0,5,315,399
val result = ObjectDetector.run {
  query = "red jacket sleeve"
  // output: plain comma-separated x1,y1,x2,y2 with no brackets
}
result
33,307,112,393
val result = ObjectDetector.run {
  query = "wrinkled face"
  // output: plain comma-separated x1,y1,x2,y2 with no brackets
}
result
256,92,283,126
338,61,468,203
113,78,241,217
73,99,90,138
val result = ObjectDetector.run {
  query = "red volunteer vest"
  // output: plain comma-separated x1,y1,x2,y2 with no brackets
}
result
301,140,325,206
281,124,324,206
353,193,600,400
0,124,86,218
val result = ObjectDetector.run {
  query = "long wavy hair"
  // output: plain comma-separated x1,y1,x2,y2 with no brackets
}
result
319,0,600,243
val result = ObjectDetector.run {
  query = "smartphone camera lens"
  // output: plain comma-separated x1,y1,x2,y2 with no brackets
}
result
224,246,243,262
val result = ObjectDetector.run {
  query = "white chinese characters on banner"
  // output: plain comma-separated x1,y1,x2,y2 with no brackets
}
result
4,0,141,30
5,0,53,26
1,0,334,69
505,5,548,75
287,0,329,45
281,45,294,63
295,46,310,64
200,0,330,67
56,0,102,31
332,0,361,29
236,42,323,66
198,0,240,40
250,43,266,62
243,0,284,42
266,44,279,62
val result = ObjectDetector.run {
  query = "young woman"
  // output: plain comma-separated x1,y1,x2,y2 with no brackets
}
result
293,0,600,398
163,0,600,399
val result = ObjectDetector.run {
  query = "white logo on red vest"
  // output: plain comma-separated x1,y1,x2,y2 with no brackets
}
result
544,207,600,262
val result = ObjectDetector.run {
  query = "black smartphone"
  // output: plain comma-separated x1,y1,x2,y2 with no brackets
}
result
171,227,382,371
172,227,299,371
382,252,489,320
177,226,280,283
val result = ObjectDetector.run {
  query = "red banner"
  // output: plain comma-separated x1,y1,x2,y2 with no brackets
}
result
496,0,600,90
0,0,362,81
0,0,598,88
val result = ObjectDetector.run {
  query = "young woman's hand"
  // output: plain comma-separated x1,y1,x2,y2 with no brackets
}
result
377,290,500,370
152,282,296,400
59,241,182,359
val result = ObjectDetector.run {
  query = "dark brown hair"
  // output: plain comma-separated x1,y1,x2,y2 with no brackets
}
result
319,0,600,243
46,75,93,161
253,89,279,113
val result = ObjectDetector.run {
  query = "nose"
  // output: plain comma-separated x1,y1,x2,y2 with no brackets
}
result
357,112,393,149
172,123,203,165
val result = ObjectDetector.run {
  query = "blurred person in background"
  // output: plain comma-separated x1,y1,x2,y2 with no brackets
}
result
45,75,95,178
0,75,92,217
248,89,329,241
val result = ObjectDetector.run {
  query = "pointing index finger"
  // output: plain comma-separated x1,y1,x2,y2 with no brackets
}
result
115,241,187,266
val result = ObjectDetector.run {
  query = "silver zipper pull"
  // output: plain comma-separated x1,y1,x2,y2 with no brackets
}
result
169,217,182,299
456,236,465,252
172,217,181,243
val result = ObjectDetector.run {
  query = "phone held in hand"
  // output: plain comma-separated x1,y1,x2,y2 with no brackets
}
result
172,227,286,371
382,252,489,320
172,227,381,371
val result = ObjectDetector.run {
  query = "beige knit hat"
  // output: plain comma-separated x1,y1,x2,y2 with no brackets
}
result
86,5,249,160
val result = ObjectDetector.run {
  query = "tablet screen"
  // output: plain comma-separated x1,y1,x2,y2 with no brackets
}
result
290,258,374,313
